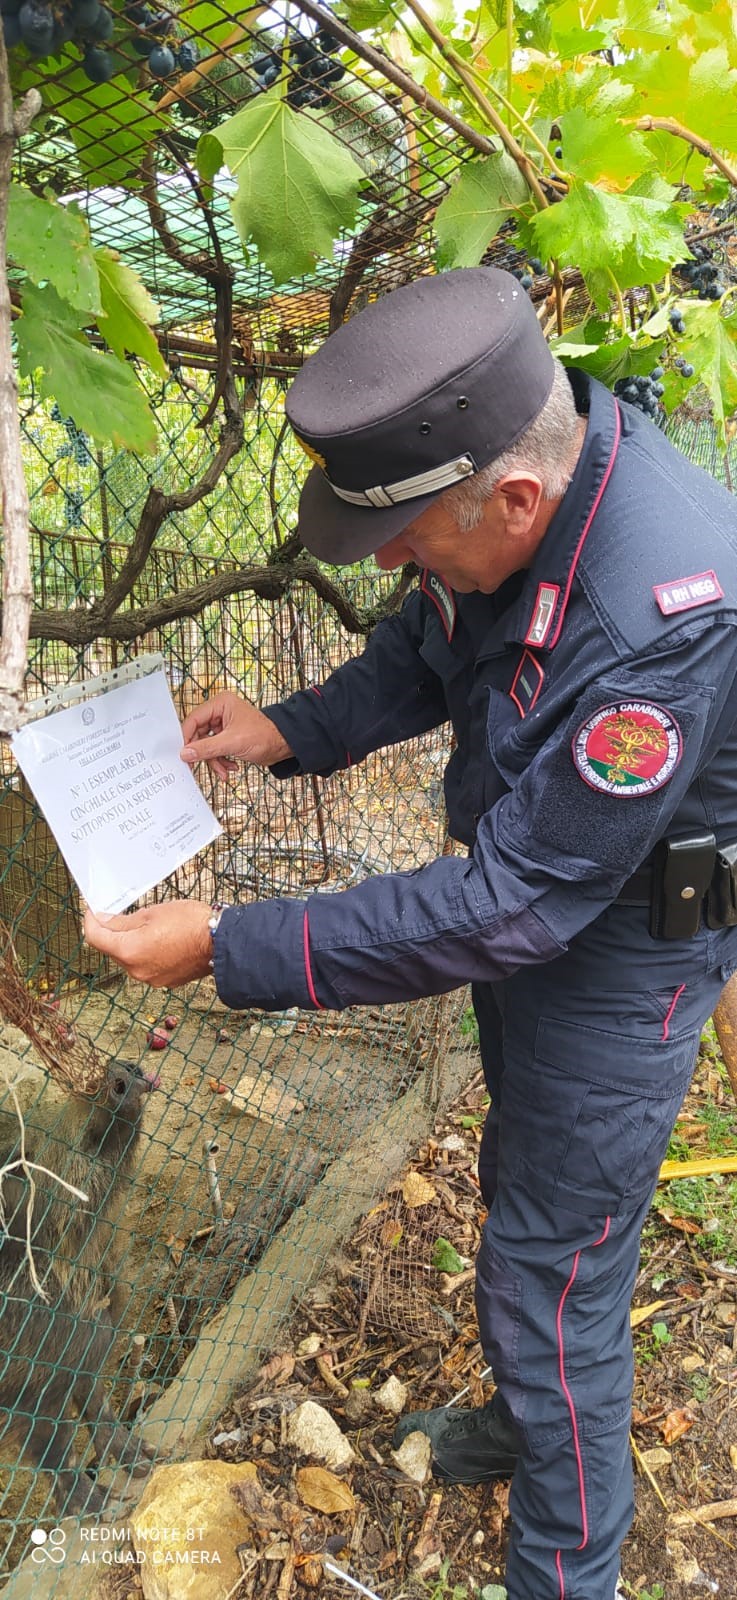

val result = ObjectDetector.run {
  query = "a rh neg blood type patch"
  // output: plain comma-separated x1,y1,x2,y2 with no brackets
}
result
653,570,723,615
572,701,682,796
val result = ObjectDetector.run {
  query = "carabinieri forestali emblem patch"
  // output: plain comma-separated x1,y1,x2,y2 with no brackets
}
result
572,701,682,796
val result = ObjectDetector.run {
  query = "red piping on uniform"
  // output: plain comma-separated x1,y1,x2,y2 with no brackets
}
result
554,1216,612,1597
662,983,686,1041
548,402,622,650
303,909,325,1010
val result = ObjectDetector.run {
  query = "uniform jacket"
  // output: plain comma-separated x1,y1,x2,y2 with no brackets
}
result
212,373,737,1012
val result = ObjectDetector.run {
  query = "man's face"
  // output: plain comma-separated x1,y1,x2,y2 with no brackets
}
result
374,479,542,594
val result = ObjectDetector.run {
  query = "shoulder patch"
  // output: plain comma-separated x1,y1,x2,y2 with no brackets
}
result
654,570,723,616
572,701,682,797
421,569,456,640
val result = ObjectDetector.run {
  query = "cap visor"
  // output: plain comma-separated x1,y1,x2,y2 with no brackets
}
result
296,465,442,565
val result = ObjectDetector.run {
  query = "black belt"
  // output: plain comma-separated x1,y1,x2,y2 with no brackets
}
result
615,835,737,939
616,865,653,906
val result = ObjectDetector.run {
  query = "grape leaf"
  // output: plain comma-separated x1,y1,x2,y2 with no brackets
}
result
342,0,396,27
556,107,652,190
627,40,737,149
183,1,247,49
7,186,101,316
531,182,688,307
94,249,166,378
551,331,664,388
39,70,165,189
16,283,157,454
197,93,362,285
435,151,530,268
671,301,737,443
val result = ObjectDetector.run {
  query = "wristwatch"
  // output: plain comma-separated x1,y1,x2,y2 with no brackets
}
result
208,901,228,971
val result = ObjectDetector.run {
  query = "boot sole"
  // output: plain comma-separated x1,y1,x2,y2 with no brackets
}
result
432,1452,518,1485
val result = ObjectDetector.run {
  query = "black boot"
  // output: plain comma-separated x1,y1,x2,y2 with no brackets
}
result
392,1393,519,1484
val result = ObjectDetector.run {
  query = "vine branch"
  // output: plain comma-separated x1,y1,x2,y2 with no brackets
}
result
0,32,40,736
402,0,549,211
84,407,244,633
19,558,415,644
143,139,237,429
636,117,737,190
329,194,433,332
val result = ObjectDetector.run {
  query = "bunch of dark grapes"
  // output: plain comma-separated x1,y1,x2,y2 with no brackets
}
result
251,48,280,90
675,242,725,301
63,488,83,528
251,29,345,106
613,367,665,420
511,259,543,291
0,0,197,83
673,355,695,379
53,409,92,465
669,306,686,336
1,0,116,78
124,2,197,79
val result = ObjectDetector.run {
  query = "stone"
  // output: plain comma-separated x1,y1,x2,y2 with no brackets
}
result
296,1333,323,1358
286,1402,355,1469
374,1376,407,1416
640,1447,672,1473
390,1431,432,1484
131,1459,258,1599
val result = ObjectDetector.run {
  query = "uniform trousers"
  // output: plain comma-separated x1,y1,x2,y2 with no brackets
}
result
473,904,737,1600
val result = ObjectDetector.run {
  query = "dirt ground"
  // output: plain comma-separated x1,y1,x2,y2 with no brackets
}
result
193,1050,736,1600
2,1011,735,1596
0,979,455,1572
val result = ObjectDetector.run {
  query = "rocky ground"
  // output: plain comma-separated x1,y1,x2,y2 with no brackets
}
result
79,1025,737,1600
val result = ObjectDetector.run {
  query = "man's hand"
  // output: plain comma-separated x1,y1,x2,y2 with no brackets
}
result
180,691,293,779
84,901,215,988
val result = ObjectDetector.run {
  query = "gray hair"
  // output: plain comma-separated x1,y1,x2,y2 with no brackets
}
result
441,358,580,533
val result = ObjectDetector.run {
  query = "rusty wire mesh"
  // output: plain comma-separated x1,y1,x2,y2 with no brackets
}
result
1,272,479,1578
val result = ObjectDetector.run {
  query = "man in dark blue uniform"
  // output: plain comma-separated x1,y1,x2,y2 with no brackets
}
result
86,268,737,1600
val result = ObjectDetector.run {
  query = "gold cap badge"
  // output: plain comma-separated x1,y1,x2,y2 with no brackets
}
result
293,433,327,472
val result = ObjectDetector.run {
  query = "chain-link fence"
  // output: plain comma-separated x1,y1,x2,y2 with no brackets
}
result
0,357,482,1582
0,5,490,1572
2,1,737,1588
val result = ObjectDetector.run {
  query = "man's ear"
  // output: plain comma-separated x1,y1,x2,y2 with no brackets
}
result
496,471,544,534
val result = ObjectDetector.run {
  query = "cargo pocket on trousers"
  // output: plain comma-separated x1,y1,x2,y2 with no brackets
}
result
506,1014,700,1218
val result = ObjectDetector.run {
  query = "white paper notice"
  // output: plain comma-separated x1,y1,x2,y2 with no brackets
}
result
12,669,222,915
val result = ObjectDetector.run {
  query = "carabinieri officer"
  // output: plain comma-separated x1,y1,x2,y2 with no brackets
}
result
86,267,737,1600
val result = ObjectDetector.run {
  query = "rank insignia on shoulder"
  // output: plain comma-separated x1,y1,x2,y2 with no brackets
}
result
510,650,544,717
524,581,560,647
572,701,682,797
654,570,723,615
421,569,456,639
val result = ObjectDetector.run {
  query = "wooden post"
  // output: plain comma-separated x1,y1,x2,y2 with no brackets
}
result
712,975,737,1101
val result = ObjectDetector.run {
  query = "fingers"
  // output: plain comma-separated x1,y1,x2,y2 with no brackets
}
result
179,738,240,780
180,695,245,778
84,901,214,988
84,908,129,958
181,698,227,747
